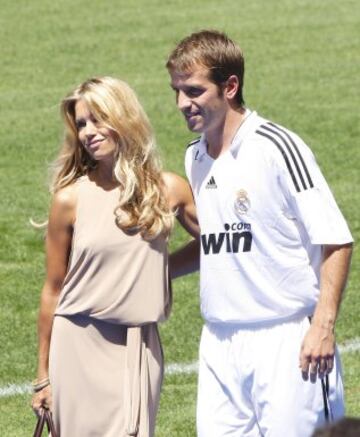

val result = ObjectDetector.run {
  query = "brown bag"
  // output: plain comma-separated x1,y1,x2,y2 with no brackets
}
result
33,408,58,437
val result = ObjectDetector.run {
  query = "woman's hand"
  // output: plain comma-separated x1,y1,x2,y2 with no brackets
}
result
31,384,52,415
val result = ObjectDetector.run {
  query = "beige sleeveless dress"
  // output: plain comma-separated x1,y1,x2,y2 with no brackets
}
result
49,176,171,437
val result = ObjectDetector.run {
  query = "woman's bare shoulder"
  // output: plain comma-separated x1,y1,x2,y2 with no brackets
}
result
162,171,190,194
52,183,77,208
49,183,78,226
162,171,190,208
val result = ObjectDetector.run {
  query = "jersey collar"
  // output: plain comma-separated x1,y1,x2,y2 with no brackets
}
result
229,109,257,159
195,109,257,161
194,135,208,161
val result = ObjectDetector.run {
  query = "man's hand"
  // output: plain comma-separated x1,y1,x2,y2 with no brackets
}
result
300,243,352,382
299,322,335,382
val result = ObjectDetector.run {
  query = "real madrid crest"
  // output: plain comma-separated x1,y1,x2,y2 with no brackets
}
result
234,189,251,216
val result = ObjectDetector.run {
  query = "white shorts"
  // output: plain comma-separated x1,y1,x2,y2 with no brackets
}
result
197,317,344,437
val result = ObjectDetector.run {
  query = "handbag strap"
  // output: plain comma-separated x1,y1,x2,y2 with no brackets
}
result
33,408,58,437
45,409,58,437
33,409,46,437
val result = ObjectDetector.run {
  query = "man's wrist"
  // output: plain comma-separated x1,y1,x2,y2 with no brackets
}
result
311,313,336,331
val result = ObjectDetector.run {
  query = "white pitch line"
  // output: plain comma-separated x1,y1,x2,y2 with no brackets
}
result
165,361,198,375
1,338,359,399
0,383,32,397
338,337,360,354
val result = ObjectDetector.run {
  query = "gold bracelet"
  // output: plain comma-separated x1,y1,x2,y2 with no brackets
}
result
32,377,50,392
32,377,49,386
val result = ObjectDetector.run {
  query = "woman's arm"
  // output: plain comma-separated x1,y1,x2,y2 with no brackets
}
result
32,185,76,413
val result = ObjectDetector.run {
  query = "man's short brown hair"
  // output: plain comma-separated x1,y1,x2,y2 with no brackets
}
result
166,30,245,106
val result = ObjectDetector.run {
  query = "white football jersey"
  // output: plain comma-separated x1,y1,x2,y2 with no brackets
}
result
185,110,353,324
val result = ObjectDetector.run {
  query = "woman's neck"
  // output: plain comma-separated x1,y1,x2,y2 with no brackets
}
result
89,161,119,190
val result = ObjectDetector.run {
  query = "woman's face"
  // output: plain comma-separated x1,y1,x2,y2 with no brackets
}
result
74,99,117,162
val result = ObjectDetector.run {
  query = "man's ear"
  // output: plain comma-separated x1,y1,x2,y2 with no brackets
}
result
224,75,239,101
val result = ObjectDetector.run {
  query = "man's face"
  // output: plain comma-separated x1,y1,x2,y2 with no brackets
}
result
169,66,228,135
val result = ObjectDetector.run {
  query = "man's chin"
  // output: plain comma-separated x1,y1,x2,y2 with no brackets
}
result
186,121,202,133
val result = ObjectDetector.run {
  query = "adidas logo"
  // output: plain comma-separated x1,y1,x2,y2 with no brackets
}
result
206,176,217,189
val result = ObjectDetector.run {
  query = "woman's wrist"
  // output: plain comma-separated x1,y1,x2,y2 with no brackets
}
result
32,377,50,393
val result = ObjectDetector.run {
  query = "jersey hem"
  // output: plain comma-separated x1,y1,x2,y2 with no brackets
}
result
203,307,314,329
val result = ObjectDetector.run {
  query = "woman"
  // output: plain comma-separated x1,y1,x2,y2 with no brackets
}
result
31,76,198,436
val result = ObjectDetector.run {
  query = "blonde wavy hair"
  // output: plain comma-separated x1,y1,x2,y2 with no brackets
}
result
52,76,174,240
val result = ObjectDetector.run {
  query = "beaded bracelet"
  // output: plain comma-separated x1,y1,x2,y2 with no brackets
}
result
32,377,50,392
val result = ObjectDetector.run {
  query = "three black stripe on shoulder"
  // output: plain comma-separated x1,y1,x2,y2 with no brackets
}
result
256,122,314,192
187,137,201,148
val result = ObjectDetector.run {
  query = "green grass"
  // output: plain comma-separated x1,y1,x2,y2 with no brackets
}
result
0,0,359,435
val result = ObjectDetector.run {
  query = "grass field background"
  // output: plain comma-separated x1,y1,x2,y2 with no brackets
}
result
0,0,359,435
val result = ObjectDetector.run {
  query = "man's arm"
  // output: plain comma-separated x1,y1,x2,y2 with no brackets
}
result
162,171,200,279
299,242,353,380
170,238,200,279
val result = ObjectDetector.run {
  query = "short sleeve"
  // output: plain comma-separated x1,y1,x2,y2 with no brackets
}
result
289,185,353,245
257,121,353,245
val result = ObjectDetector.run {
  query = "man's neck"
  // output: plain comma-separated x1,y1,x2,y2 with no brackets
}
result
206,107,247,159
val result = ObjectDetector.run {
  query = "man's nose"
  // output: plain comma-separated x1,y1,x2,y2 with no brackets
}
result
177,91,191,111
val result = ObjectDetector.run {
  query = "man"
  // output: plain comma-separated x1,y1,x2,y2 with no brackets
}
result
167,30,353,437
